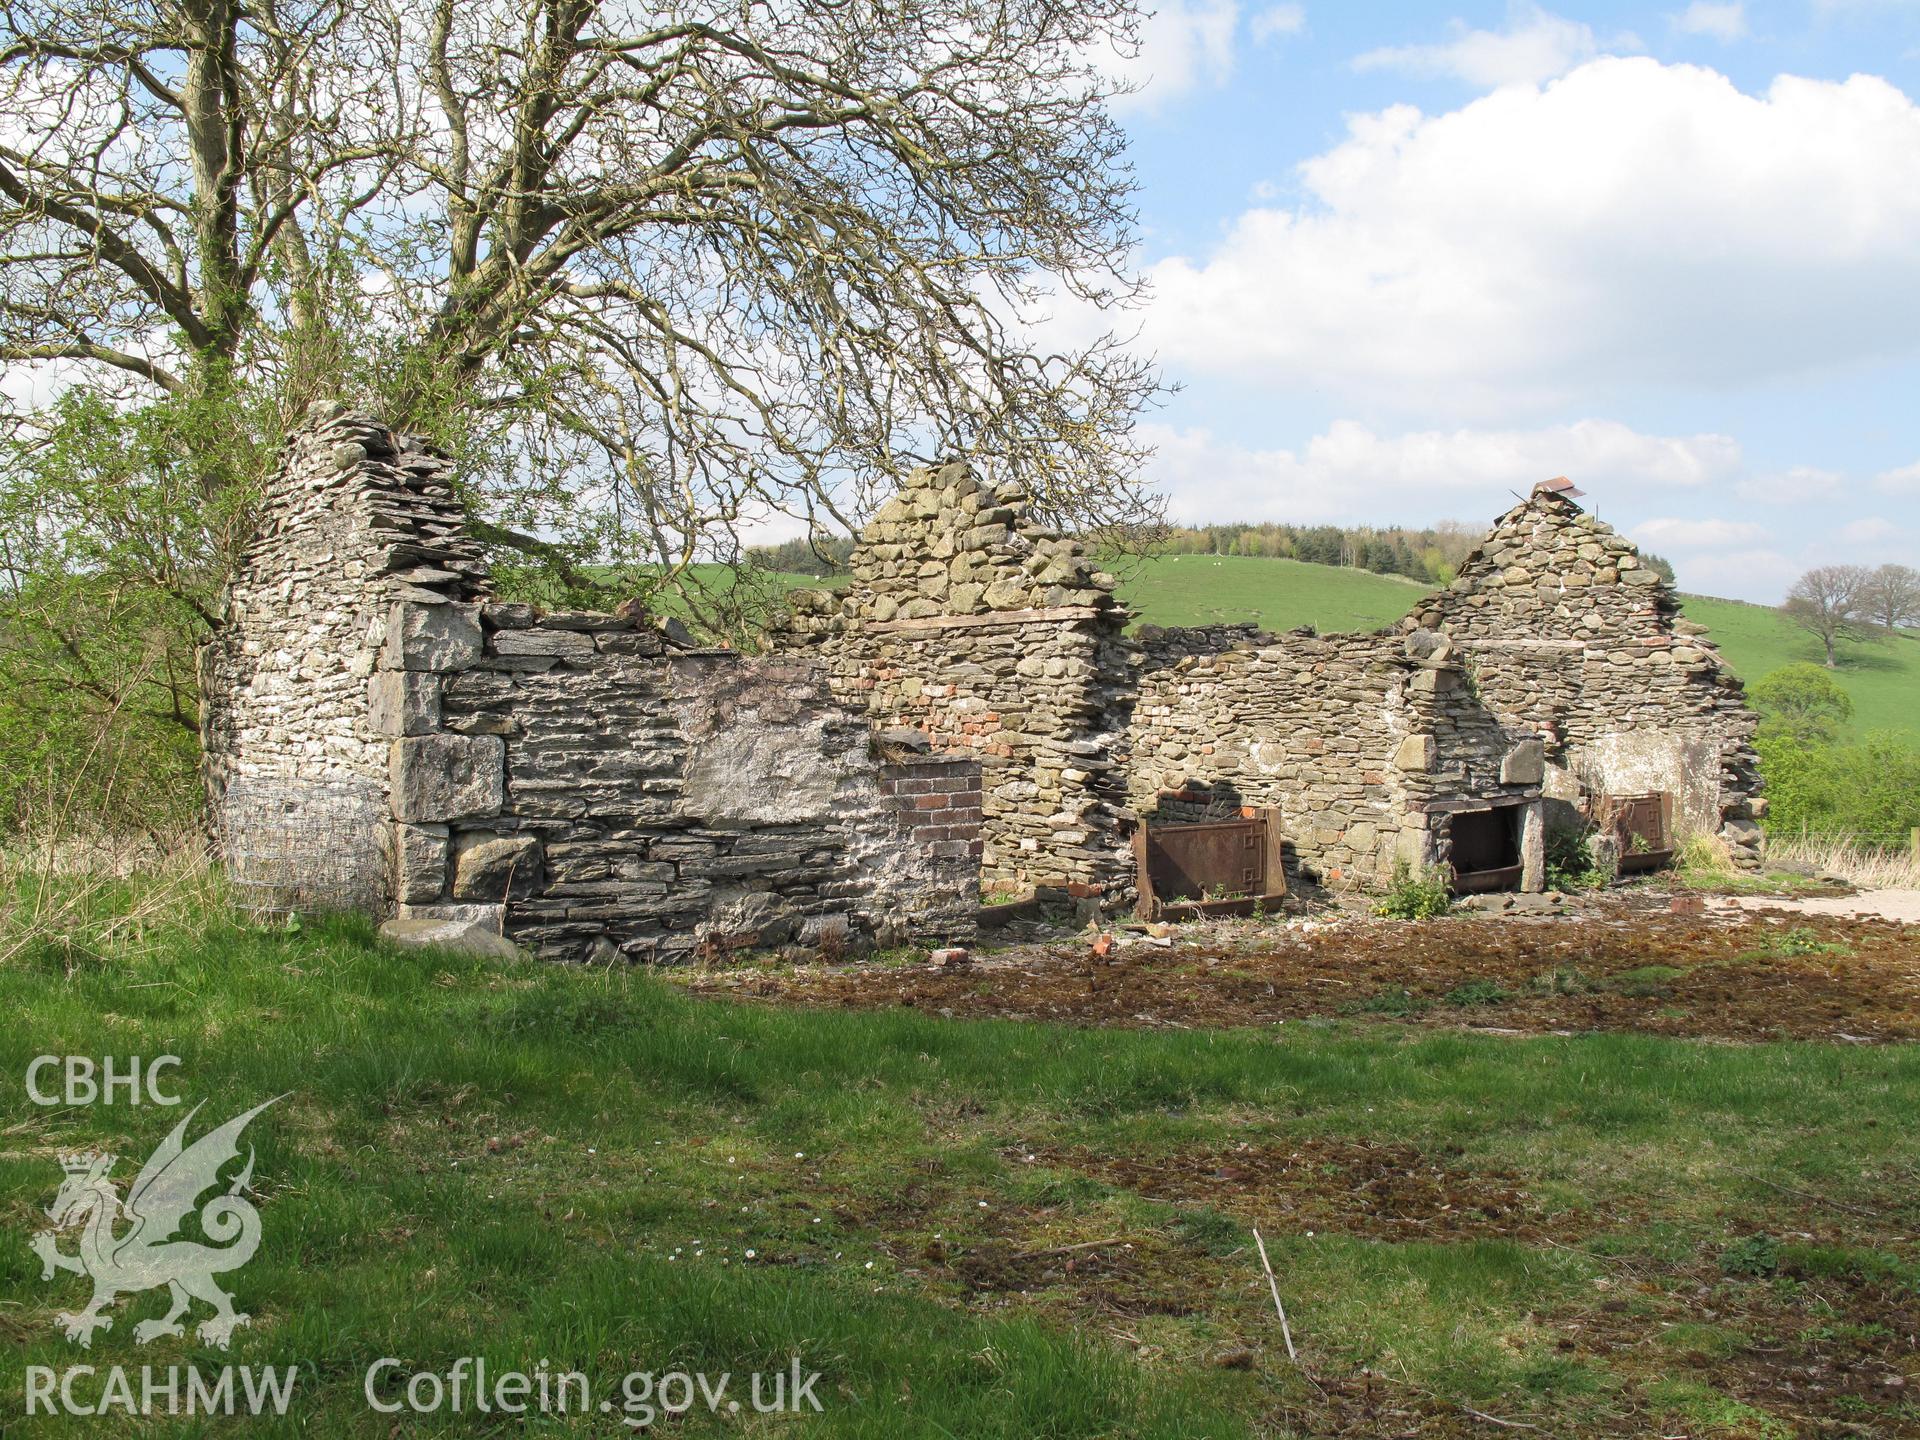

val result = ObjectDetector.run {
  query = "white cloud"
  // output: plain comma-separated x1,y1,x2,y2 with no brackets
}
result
1352,6,1611,88
1132,58,1920,415
1839,515,1901,543
1103,1,1239,112
1876,460,1920,494
1737,466,1844,503
1679,548,1800,598
1632,516,1768,548
1671,2,1748,41
1250,4,1306,43
1143,417,1741,525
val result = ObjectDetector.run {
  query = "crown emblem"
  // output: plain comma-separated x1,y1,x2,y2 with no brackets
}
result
57,1151,108,1175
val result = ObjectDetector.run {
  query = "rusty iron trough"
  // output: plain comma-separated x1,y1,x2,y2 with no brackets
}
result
1132,808,1288,921
1596,791,1676,873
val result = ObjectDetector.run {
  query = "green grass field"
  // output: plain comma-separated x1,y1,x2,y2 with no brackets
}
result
6,913,1920,1435
1671,596,1920,738
1106,554,1426,633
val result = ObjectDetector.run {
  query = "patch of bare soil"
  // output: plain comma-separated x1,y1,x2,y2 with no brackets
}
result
1724,888,1920,924
1032,1136,1574,1243
692,901,1920,1042
809,1139,1918,1434
1561,1242,1920,1436
938,1229,1215,1318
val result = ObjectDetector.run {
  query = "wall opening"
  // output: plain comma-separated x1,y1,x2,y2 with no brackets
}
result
1449,805,1524,893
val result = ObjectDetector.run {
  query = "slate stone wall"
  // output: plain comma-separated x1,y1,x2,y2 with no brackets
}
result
772,461,1134,894
1400,491,1764,867
202,409,979,953
1120,490,1762,883
391,611,980,959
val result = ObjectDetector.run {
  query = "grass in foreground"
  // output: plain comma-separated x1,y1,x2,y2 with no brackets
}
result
3,909,1919,1437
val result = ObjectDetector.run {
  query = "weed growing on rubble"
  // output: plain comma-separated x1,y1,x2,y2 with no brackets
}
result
1546,824,1615,892
1755,926,1851,959
1443,979,1512,1007
1372,862,1453,920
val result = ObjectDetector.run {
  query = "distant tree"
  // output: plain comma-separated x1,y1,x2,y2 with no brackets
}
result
1642,552,1677,584
744,535,856,577
1296,527,1344,567
1749,664,1854,745
1861,563,1920,635
1783,564,1875,667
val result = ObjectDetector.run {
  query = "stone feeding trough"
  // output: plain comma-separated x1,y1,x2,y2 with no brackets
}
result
1130,809,1289,920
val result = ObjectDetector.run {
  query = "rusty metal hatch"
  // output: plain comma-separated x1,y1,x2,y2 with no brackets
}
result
1132,810,1288,920
1596,792,1675,873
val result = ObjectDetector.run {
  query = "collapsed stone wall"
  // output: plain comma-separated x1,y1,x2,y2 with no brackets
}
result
203,407,979,954
210,409,1761,934
1401,491,1764,866
1124,623,1549,889
386,605,979,958
776,472,1760,898
773,462,1133,894
199,409,489,911
1119,489,1761,884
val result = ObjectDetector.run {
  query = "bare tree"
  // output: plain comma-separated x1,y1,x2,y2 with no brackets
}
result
1783,564,1874,668
1861,563,1920,636
0,0,1165,580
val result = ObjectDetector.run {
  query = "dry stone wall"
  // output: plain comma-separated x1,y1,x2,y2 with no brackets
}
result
199,407,489,911
1400,491,1764,866
1125,625,1414,886
772,462,1134,894
203,409,979,954
1119,489,1761,884
1124,623,1550,888
776,472,1761,898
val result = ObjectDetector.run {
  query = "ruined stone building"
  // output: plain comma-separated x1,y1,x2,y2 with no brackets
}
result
201,407,981,961
202,410,1763,960
775,471,1764,896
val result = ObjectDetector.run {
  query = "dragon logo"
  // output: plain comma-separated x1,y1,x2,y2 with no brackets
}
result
30,1097,284,1349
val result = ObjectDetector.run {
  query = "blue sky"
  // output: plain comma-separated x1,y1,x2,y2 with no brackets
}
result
1086,0,1920,600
